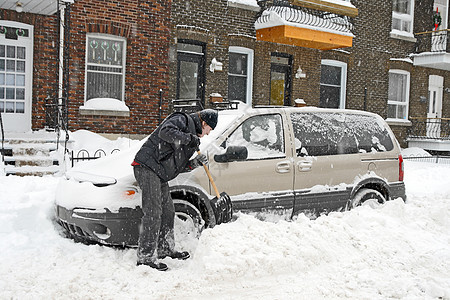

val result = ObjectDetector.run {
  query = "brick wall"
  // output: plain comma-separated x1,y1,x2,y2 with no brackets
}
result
67,0,171,135
169,0,324,108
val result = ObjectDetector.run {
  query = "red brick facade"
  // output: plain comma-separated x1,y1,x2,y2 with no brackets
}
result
2,0,171,136
2,0,449,147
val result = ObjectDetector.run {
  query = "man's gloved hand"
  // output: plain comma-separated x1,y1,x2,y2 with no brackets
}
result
188,134,200,149
190,153,208,168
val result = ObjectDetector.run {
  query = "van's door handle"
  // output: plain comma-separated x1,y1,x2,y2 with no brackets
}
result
298,161,312,172
276,161,291,173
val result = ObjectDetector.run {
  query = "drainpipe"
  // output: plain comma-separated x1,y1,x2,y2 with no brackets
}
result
58,3,65,114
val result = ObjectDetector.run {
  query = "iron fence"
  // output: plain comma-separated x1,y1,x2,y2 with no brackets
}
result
403,155,450,164
256,2,354,34
408,118,450,140
71,148,120,167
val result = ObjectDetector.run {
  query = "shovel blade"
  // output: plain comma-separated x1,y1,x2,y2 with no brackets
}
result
210,192,233,225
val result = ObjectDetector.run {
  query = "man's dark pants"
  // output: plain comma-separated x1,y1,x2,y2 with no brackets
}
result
133,165,175,264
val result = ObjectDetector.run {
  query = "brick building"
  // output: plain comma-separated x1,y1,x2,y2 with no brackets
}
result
1,0,171,139
1,0,449,150
168,0,450,150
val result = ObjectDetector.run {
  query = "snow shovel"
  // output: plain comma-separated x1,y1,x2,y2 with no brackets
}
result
197,150,233,225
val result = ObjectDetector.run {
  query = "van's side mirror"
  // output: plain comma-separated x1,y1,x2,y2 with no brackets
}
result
214,146,248,163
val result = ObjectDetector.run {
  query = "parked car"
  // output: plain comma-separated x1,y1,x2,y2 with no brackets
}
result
55,103,406,246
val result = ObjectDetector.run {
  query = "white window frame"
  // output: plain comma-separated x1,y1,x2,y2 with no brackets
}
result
228,46,253,106
320,59,347,109
391,0,415,38
84,33,127,104
387,69,410,122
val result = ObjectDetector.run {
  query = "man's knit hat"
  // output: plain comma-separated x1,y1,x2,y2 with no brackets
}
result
199,109,218,129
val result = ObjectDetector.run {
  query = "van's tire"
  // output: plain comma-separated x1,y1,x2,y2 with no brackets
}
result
173,199,205,238
351,188,386,209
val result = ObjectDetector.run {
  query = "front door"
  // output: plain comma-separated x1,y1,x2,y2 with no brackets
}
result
176,42,205,106
432,0,448,52
270,54,291,106
210,113,294,212
0,21,33,133
427,75,444,138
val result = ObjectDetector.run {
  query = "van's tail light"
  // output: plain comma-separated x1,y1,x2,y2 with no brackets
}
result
398,154,404,181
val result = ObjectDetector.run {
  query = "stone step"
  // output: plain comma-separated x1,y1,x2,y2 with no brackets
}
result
4,165,62,177
1,131,67,176
3,156,60,167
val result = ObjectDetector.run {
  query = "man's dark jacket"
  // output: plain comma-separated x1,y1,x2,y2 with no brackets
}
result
134,112,202,182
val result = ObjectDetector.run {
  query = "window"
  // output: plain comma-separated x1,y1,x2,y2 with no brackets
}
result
320,60,347,109
225,114,285,160
176,41,205,104
270,53,292,106
291,112,394,157
388,70,410,120
392,0,414,36
85,34,126,102
228,47,253,105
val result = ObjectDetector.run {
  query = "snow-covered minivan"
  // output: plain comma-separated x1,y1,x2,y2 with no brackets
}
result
55,104,406,246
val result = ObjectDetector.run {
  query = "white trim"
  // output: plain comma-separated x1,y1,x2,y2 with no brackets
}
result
0,20,33,133
320,59,347,109
391,0,415,36
229,46,254,106
84,33,127,107
388,69,410,121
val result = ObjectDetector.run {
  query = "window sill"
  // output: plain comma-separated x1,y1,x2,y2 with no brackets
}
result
227,0,260,12
389,31,416,43
386,119,412,126
79,107,130,117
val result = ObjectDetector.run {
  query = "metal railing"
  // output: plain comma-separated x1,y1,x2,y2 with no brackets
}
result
408,117,450,140
172,99,204,114
415,29,449,53
256,2,354,34
71,148,120,167
403,155,450,164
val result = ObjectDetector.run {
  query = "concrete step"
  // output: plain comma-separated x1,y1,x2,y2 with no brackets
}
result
4,156,60,167
4,165,62,177
1,130,67,176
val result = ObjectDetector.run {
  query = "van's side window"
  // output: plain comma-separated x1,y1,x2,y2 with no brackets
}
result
291,113,394,157
226,114,285,159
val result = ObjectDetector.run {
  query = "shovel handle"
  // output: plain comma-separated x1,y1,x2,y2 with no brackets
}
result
198,150,221,198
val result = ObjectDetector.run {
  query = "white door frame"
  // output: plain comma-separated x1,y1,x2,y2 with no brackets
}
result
0,20,33,133
320,59,347,109
427,75,444,138
432,0,448,51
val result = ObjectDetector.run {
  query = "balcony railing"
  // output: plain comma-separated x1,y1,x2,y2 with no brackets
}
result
408,117,450,140
256,3,354,35
415,29,450,53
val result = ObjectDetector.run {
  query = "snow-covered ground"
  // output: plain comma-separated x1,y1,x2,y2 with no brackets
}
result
1,136,449,299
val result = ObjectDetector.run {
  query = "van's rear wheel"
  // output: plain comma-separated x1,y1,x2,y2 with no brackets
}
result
174,199,205,238
351,188,386,209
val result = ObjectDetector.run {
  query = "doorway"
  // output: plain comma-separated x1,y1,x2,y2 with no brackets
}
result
0,21,33,133
427,75,444,138
270,54,292,106
432,0,448,52
176,41,205,107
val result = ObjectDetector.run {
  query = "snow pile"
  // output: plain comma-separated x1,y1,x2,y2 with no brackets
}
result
0,159,449,298
401,147,432,157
